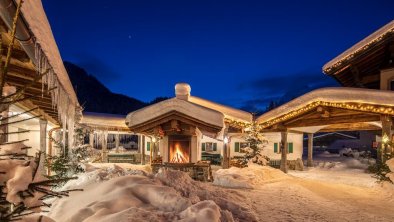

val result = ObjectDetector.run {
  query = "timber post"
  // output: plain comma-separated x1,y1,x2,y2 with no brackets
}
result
307,133,314,167
280,131,288,173
141,135,145,165
115,133,120,153
39,118,47,174
222,125,229,169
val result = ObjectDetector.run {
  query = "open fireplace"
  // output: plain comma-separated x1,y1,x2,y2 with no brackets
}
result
168,135,191,163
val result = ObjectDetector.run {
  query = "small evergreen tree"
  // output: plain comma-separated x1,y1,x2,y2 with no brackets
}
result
368,140,393,183
46,125,90,181
241,122,269,166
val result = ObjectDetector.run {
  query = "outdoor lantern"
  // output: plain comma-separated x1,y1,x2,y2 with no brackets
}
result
382,134,389,144
224,137,229,144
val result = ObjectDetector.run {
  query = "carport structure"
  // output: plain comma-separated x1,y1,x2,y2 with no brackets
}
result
257,87,394,172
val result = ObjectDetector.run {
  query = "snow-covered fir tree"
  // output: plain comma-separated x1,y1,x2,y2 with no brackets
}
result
241,122,269,166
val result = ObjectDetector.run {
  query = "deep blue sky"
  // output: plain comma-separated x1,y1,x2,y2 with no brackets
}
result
42,0,394,112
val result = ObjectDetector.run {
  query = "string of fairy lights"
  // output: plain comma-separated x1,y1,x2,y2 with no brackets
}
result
323,24,394,74
226,101,394,130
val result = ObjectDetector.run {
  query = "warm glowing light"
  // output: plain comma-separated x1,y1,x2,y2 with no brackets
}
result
223,137,229,144
382,134,389,144
170,142,189,163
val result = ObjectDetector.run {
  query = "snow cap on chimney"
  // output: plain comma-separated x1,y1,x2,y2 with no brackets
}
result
175,83,191,100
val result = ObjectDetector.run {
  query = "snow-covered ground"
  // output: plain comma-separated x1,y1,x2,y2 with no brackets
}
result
289,151,376,187
30,155,394,222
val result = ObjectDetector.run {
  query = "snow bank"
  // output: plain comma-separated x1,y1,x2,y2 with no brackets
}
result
314,151,373,171
60,164,149,191
47,166,258,221
49,175,193,222
156,169,257,221
213,164,289,189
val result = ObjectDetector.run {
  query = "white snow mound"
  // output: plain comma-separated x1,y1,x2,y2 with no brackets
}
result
213,164,289,188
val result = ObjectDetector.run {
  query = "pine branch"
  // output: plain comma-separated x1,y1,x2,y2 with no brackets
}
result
28,177,78,187
0,130,30,135
0,139,28,145
0,107,38,121
0,115,42,127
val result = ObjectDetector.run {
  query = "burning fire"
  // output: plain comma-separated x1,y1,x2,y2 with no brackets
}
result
170,142,189,163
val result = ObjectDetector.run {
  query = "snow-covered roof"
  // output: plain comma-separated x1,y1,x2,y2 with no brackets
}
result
126,98,224,129
189,96,253,122
323,20,394,73
81,112,128,130
256,87,394,126
20,0,78,105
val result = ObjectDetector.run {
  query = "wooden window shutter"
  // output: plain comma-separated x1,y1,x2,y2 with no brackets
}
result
213,143,217,151
288,142,293,153
274,143,278,153
202,143,206,151
147,142,150,151
235,142,240,152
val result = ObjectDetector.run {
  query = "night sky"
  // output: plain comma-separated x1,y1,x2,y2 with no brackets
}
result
42,0,394,112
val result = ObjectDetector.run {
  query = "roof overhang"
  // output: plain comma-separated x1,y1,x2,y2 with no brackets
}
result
126,98,224,135
322,20,394,88
323,20,394,74
257,87,394,131
81,112,129,132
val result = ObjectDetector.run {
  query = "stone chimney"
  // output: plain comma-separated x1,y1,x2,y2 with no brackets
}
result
175,83,191,100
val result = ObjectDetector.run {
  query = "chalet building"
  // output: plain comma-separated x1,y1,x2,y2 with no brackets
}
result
86,20,394,173
3,0,392,175
0,0,80,166
125,83,304,168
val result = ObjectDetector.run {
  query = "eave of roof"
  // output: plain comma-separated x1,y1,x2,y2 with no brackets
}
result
126,98,224,129
256,87,394,127
20,0,79,105
81,112,128,130
188,96,253,122
323,20,394,75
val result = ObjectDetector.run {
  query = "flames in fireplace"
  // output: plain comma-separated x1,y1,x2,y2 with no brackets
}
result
171,142,189,163
169,139,190,163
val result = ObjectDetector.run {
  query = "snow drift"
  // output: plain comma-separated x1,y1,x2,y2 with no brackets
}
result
46,164,258,221
213,164,289,189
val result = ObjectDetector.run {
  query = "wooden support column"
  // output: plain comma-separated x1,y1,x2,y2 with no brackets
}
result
101,132,108,162
381,115,393,162
222,125,229,169
115,133,120,153
307,133,314,167
39,119,47,174
152,141,157,160
280,131,288,173
141,135,145,165
150,138,153,165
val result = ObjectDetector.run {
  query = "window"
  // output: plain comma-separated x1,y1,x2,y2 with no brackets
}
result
235,142,240,152
274,143,279,153
202,142,217,152
147,142,151,151
234,142,248,153
274,142,293,153
288,142,293,153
